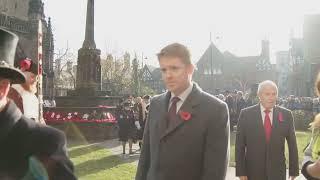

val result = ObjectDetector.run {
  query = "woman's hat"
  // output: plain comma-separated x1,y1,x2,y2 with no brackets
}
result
18,58,39,75
0,28,25,84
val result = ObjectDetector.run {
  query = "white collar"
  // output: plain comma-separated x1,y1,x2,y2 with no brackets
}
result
170,82,193,102
260,104,274,114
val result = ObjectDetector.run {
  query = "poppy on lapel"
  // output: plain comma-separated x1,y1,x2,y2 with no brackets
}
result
179,111,191,121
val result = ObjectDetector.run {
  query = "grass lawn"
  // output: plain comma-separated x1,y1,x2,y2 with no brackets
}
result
68,142,137,180
288,131,312,166
67,131,311,179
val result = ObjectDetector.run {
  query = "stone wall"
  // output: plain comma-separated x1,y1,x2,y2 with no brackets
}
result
0,0,29,21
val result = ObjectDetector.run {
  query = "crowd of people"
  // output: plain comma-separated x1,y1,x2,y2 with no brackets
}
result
215,90,248,131
215,90,320,132
279,95,320,114
217,91,320,113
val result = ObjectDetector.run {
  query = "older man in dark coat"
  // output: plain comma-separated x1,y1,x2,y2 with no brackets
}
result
235,80,299,180
0,28,76,179
136,43,230,180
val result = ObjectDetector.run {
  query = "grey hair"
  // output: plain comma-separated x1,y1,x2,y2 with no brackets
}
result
257,80,278,95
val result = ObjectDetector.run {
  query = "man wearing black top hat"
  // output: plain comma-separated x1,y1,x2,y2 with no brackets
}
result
0,28,76,179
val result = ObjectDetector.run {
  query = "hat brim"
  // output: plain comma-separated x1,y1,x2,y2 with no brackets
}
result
0,67,26,84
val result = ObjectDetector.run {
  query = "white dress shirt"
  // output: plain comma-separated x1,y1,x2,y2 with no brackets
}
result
169,83,193,113
260,104,273,125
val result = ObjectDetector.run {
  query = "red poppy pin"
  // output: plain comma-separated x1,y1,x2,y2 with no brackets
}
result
179,111,192,121
278,112,284,122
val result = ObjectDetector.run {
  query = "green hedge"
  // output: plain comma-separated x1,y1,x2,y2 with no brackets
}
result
293,110,314,131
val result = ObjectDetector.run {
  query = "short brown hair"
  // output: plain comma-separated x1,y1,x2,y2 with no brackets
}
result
316,72,320,96
157,43,191,64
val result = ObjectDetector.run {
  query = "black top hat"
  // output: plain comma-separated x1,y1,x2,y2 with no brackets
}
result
0,28,25,84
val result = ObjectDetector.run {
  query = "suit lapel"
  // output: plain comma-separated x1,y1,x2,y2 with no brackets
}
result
157,91,171,138
160,84,201,140
270,106,279,143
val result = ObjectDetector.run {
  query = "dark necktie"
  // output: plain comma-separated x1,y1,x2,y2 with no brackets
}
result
167,97,180,128
264,109,272,143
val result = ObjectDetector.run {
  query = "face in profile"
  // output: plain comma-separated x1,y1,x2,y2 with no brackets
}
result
22,71,38,93
0,78,11,101
159,56,193,96
258,84,278,110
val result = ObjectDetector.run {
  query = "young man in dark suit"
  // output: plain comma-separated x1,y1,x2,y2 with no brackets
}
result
0,28,76,179
236,80,299,180
136,43,230,180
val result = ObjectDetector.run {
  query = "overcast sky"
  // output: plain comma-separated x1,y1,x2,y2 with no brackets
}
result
43,0,320,65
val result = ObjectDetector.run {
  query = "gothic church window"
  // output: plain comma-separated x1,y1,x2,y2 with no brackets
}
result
203,65,222,75
142,70,152,81
256,59,271,71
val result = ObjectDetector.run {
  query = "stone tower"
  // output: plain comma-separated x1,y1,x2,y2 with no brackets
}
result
75,0,102,94
54,0,119,108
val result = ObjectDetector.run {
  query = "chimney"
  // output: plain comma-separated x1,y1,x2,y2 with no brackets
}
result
261,40,270,59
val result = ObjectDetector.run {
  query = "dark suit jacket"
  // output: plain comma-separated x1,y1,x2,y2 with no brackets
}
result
0,100,76,180
235,104,299,180
136,83,230,180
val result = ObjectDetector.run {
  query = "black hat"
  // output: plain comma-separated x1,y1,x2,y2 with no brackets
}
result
0,28,25,84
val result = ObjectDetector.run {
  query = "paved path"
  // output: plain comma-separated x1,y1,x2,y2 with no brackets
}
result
98,139,140,166
100,139,307,180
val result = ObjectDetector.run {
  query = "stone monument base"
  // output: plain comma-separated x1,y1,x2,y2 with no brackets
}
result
47,122,118,141
55,95,122,107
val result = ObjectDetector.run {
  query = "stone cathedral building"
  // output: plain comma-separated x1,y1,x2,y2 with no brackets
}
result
0,0,54,99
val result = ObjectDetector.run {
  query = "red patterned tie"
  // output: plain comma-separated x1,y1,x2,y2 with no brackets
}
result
167,97,180,128
264,109,272,143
